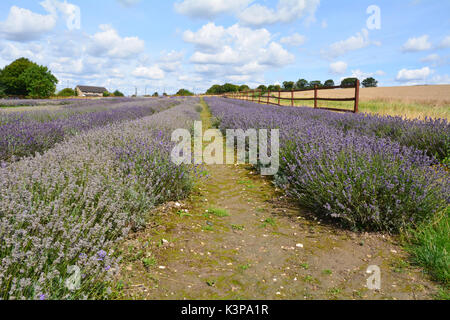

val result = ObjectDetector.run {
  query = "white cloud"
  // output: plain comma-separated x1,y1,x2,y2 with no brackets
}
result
40,0,80,27
280,33,306,46
321,19,328,29
132,66,165,79
117,0,141,7
324,29,377,58
439,36,450,49
402,35,432,52
396,67,432,82
421,53,440,63
88,24,145,59
0,6,56,41
239,0,320,27
348,69,385,80
158,50,184,72
183,23,228,52
184,23,294,83
329,61,347,74
174,0,252,19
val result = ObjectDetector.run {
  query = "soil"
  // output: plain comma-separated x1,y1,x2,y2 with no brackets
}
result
114,99,439,300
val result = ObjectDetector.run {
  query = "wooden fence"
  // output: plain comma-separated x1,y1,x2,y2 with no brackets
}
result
223,79,360,113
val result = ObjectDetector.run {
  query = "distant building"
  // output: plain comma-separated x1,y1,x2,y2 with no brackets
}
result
76,85,108,97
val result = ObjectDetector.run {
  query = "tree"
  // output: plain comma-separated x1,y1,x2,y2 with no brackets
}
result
283,81,295,90
18,65,58,98
257,85,267,93
0,58,39,96
324,79,335,87
152,92,159,97
295,79,308,89
239,85,250,92
222,83,239,93
362,77,378,88
113,90,125,97
341,77,358,87
176,89,194,96
103,91,111,97
309,80,322,88
58,88,76,97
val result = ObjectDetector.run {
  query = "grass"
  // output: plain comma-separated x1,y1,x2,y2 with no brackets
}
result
208,207,230,217
403,207,449,288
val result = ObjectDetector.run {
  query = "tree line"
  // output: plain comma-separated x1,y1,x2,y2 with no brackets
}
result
205,77,378,95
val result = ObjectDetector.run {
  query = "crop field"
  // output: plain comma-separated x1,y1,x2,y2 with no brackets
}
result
1,96,448,300
262,85,450,120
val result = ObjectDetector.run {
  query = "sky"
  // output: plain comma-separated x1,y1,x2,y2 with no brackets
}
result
0,0,449,95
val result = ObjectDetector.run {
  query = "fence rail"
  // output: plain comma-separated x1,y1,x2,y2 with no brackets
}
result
223,80,360,113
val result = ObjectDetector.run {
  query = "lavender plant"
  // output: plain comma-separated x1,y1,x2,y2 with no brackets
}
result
0,99,200,300
205,97,449,232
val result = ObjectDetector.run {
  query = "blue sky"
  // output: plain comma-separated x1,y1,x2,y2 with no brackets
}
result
0,0,449,95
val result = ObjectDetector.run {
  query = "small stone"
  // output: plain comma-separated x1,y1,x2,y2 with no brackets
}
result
296,243,304,248
175,202,181,207
159,266,166,269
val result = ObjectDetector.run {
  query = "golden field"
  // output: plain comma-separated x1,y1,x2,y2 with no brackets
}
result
258,85,450,120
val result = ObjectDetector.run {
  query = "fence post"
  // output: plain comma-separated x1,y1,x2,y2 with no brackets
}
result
314,85,318,109
291,90,294,107
354,79,360,113
267,90,270,105
278,90,281,106
258,90,261,104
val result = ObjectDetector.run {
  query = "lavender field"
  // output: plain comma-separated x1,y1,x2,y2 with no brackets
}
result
205,97,449,232
1,96,448,300
0,98,183,163
0,98,201,299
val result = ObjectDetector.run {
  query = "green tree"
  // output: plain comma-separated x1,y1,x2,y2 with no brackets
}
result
113,90,125,97
103,91,110,97
295,79,308,89
222,83,239,93
18,64,58,98
257,85,267,93
324,79,335,87
341,77,358,87
206,84,224,95
283,81,295,90
0,58,39,96
58,88,76,97
239,85,250,92
176,89,194,96
362,77,378,88
309,80,323,88
152,92,159,97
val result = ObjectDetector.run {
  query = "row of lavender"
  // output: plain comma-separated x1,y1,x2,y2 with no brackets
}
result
205,97,449,233
0,98,182,163
0,99,201,300
218,99,450,162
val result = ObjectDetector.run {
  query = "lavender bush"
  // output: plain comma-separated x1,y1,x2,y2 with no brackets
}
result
205,97,449,232
0,99,181,162
211,98,449,162
0,99,200,300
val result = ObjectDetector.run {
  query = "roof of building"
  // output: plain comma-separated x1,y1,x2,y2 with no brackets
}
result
76,85,108,93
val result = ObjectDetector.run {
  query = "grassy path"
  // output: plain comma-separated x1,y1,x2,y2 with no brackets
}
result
115,99,438,300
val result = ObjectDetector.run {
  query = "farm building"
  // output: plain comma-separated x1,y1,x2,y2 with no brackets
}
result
76,85,108,97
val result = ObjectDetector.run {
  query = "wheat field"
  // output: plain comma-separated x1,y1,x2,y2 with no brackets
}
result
260,85,450,120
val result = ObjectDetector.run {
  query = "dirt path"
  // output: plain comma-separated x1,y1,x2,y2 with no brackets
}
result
116,100,438,300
